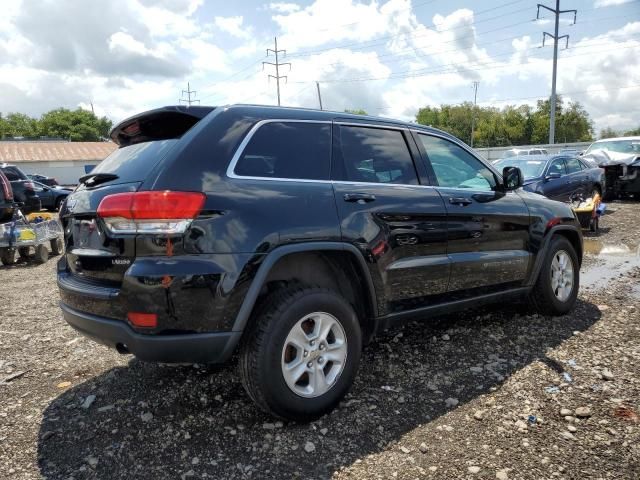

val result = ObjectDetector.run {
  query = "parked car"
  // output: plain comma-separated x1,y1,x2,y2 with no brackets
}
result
27,174,59,186
494,154,605,202
0,169,15,223
502,147,548,159
32,181,71,211
0,164,41,214
582,136,640,198
57,105,583,421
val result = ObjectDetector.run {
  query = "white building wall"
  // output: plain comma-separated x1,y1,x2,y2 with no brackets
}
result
16,160,99,185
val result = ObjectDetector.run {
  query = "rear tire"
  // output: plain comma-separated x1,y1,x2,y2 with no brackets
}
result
34,244,49,264
239,285,362,421
55,196,65,211
50,238,63,255
0,248,16,266
529,236,579,316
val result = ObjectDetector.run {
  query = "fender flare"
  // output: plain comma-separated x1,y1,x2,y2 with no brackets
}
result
527,224,582,287
230,242,378,333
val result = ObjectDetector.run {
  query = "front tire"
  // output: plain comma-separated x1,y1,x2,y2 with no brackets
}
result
529,236,579,316
239,285,362,421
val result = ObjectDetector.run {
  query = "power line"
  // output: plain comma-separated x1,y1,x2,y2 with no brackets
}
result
288,39,639,84
179,82,200,106
537,0,577,144
287,1,535,59
263,37,291,106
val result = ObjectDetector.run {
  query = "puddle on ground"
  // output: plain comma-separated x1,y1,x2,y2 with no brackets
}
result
581,238,640,291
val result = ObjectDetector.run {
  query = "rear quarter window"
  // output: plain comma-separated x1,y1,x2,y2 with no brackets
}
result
233,121,331,180
90,140,177,184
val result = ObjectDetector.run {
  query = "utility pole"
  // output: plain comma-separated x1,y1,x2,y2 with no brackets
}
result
316,81,323,110
537,1,576,144
179,82,200,106
470,81,479,148
89,101,95,115
263,37,291,106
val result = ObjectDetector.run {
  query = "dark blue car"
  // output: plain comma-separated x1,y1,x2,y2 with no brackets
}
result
494,154,605,202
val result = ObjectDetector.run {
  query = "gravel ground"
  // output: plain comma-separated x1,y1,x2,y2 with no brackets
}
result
1,202,639,480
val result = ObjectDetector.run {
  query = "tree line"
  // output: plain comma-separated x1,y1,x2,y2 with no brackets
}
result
0,108,112,142
415,96,598,147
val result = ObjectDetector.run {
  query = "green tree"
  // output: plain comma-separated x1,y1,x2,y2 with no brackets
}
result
415,96,593,147
623,126,640,136
39,108,112,141
599,127,619,139
3,113,39,137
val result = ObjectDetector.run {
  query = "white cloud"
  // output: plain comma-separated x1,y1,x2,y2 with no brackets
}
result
594,0,634,7
269,2,301,13
214,16,251,39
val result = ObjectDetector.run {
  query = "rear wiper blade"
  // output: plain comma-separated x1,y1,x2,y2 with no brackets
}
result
78,173,119,186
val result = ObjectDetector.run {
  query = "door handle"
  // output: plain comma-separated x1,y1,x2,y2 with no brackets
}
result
344,193,376,203
449,197,472,206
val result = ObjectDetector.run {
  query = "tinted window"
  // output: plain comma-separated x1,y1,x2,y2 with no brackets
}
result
565,157,582,174
547,158,566,176
1,166,27,181
235,122,330,180
419,135,496,191
338,126,418,185
91,140,177,184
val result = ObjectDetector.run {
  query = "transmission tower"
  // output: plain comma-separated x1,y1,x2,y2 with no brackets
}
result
179,82,200,106
263,37,291,106
537,1,577,144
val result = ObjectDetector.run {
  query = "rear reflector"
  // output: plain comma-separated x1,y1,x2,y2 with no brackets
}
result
97,191,205,234
127,312,158,328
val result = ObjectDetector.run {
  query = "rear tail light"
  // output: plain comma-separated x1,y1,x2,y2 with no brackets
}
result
97,191,205,234
127,312,157,328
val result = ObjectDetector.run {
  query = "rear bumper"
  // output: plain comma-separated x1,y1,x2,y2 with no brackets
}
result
60,302,241,363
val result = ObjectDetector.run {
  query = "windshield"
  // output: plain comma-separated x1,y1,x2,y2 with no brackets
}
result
494,158,546,179
585,139,640,155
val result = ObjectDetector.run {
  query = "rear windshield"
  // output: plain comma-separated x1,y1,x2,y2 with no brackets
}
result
89,140,177,184
1,166,28,181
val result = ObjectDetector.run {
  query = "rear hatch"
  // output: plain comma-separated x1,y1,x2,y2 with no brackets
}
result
61,106,214,285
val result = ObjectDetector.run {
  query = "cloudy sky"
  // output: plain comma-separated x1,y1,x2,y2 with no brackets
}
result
0,0,639,133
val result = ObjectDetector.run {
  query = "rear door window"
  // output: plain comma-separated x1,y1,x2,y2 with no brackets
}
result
336,126,419,185
90,140,177,184
233,121,331,180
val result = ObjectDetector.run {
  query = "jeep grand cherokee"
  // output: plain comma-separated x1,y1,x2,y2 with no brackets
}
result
57,105,582,421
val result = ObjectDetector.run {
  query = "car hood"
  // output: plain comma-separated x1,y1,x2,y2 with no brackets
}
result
584,150,640,167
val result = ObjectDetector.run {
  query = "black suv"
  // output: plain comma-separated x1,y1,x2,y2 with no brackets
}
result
0,164,41,214
57,105,582,421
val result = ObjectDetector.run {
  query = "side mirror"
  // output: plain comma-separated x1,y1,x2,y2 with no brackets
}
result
545,172,562,181
502,166,523,191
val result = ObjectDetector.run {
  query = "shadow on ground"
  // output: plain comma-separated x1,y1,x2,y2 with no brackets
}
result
37,300,601,479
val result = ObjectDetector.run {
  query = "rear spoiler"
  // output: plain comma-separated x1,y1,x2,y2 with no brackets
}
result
110,106,216,147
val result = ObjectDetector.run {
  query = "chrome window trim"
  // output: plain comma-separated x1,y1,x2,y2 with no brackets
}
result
226,119,332,181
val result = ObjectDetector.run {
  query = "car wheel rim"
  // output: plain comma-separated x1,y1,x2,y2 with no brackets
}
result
281,311,347,398
550,250,574,302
